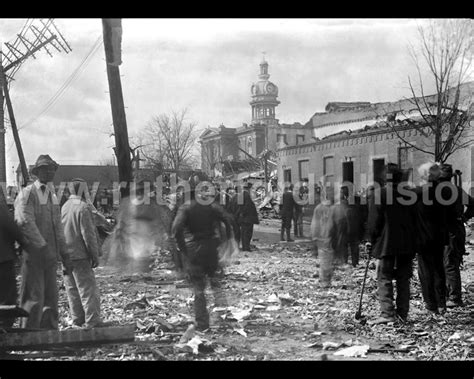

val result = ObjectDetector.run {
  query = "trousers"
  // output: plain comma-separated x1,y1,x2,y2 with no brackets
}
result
0,260,17,328
318,246,334,286
239,223,254,251
334,242,358,266
417,245,446,310
293,212,303,237
377,255,412,319
444,230,464,303
64,259,101,327
19,254,59,329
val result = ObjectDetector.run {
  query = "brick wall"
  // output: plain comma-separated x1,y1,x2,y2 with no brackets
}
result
277,126,473,195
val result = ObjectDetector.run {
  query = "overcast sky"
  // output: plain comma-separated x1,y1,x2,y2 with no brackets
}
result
1,18,438,185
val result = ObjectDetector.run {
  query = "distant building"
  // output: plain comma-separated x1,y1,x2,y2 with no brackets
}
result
278,82,474,195
199,59,313,178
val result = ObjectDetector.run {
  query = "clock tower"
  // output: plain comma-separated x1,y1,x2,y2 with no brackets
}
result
250,58,280,126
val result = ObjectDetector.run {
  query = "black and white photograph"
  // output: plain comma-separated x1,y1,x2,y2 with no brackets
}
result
0,18,472,364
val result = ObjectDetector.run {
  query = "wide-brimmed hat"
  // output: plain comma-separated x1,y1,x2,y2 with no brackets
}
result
31,154,59,176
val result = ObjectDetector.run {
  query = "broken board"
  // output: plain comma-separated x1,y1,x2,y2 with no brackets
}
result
0,324,135,351
0,305,29,318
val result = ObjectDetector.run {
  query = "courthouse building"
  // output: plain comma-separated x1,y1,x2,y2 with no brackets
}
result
199,59,313,178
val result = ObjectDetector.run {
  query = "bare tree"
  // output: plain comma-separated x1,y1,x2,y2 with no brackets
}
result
389,19,473,163
139,108,199,171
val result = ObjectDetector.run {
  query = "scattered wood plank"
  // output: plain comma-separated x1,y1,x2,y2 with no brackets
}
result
0,324,135,351
0,305,29,318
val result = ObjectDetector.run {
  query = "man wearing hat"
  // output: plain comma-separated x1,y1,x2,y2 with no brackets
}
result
14,154,73,329
61,178,102,328
438,163,474,308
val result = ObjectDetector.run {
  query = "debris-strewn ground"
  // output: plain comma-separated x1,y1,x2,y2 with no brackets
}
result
7,220,474,361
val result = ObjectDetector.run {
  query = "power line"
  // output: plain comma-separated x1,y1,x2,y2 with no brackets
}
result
18,36,103,131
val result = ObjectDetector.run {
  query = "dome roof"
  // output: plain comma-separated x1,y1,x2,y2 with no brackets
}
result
251,80,279,97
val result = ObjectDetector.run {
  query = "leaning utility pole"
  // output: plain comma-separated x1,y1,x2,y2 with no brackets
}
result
0,19,72,187
102,18,132,198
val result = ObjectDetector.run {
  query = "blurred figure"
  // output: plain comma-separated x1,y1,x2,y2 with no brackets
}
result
14,154,73,329
102,180,172,272
61,179,102,329
438,164,474,308
293,182,308,238
331,187,350,266
311,186,336,287
414,162,448,315
171,184,233,331
0,201,24,328
368,164,416,324
280,184,295,242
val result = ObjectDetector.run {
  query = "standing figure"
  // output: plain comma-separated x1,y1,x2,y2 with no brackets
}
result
14,155,73,329
331,187,350,266
0,201,24,328
280,185,295,242
310,186,336,287
335,186,364,267
293,183,307,238
171,185,233,331
414,162,448,315
231,183,259,252
61,179,103,329
438,164,474,308
368,164,416,324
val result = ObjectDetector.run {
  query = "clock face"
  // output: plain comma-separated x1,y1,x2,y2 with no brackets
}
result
266,83,276,94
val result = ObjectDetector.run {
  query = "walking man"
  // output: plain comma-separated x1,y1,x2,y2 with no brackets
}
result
368,164,416,324
14,154,73,329
171,185,233,331
61,179,103,329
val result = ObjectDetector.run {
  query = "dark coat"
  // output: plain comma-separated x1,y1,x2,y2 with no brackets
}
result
171,200,233,274
368,184,416,259
346,196,366,242
413,183,448,252
331,201,349,250
0,203,24,264
230,190,259,225
280,191,295,218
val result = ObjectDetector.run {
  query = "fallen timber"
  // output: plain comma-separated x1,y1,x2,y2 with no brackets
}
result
0,323,135,351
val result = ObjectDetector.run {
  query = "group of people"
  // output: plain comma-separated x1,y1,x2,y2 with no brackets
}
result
311,162,473,324
2,155,473,333
0,154,104,330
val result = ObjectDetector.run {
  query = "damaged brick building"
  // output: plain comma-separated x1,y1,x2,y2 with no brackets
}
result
277,82,474,195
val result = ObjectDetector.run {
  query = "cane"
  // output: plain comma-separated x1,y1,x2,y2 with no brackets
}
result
355,242,372,320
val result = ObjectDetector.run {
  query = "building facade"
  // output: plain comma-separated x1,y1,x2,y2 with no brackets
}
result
277,84,474,195
199,59,313,178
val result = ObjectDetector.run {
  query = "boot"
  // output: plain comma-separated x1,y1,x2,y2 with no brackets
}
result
286,228,294,242
280,229,285,242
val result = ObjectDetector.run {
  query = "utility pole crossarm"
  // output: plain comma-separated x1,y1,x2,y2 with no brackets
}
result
3,36,57,72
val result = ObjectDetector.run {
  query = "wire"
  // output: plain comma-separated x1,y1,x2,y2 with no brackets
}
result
18,36,103,131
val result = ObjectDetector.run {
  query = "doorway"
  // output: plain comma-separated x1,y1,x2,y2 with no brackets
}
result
283,169,292,184
342,161,354,184
373,158,385,185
